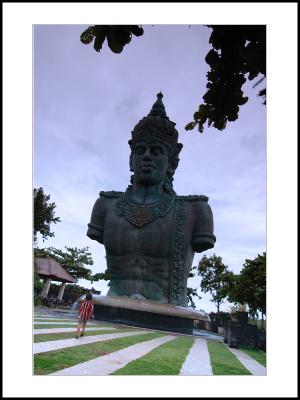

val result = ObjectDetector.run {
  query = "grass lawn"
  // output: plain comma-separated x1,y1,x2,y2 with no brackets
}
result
239,346,266,367
34,332,165,375
207,341,251,375
34,328,136,343
112,336,194,375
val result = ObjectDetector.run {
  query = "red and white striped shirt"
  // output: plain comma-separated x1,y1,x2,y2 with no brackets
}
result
78,300,94,321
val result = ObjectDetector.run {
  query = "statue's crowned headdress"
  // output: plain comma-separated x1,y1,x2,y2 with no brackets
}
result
129,92,183,158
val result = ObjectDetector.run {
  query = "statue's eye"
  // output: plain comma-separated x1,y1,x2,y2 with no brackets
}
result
135,146,145,155
152,146,163,155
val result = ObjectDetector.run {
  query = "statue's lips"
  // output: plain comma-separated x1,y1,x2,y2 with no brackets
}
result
140,164,156,172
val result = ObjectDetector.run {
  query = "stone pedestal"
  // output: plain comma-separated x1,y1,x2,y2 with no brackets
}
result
227,321,258,348
224,312,259,348
78,295,210,335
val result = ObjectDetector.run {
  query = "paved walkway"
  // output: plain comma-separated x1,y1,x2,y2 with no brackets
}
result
34,321,78,325
33,307,266,376
50,335,175,375
227,346,267,375
34,317,75,321
179,338,213,375
34,327,117,334
193,330,223,340
34,330,150,354
34,314,59,318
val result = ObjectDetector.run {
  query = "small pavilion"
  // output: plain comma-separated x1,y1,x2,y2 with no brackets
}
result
34,256,77,300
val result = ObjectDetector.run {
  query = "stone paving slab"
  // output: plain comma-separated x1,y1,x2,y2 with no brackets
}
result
227,346,267,376
193,330,223,340
34,330,151,354
34,317,75,321
50,335,175,375
179,338,213,375
34,314,56,317
34,327,118,334
34,321,79,325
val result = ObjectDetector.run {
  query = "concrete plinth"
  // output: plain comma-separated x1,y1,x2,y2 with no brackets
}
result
77,295,210,335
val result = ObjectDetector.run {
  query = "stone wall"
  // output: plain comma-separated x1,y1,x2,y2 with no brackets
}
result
224,312,261,349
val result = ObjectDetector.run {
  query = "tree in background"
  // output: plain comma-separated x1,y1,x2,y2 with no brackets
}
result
186,267,202,309
80,25,265,133
187,287,201,309
209,311,230,329
227,252,266,327
227,303,248,313
196,254,234,320
90,270,110,283
34,187,61,242
34,270,44,295
34,246,97,282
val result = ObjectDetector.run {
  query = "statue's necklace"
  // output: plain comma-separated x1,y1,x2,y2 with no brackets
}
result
115,187,176,228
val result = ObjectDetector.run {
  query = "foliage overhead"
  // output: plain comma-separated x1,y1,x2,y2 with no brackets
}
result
185,25,266,133
80,25,144,53
33,187,61,242
227,252,266,317
196,254,234,315
80,25,265,133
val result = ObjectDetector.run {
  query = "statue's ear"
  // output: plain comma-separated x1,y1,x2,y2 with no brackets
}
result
129,153,133,172
168,158,179,176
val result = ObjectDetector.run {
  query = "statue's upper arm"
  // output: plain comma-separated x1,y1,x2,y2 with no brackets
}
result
87,196,107,244
191,200,216,253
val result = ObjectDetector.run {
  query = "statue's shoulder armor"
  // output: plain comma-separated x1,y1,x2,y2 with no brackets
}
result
99,190,124,198
176,194,209,203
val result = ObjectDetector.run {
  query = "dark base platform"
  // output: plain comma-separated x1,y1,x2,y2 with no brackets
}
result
94,304,194,334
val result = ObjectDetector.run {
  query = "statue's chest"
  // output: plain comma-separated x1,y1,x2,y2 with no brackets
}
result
103,207,174,257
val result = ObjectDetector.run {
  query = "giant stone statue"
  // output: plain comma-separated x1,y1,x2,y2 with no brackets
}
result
87,93,216,310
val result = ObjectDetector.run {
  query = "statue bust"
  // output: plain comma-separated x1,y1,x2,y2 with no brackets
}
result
87,93,216,307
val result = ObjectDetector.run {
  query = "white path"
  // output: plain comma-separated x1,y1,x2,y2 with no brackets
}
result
50,335,175,375
34,330,151,354
34,318,75,321
34,314,66,318
179,338,213,375
34,327,117,334
227,346,267,376
34,321,78,325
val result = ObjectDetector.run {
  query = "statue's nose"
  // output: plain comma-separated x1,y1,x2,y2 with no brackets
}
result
142,148,152,160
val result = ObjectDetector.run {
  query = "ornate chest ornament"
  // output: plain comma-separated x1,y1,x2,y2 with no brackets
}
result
115,187,176,228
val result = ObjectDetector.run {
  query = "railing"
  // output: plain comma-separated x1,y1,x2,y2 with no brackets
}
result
37,296,72,309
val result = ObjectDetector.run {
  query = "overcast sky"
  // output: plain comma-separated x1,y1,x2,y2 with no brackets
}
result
34,24,266,312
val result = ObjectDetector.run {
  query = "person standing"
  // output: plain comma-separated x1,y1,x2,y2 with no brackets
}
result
75,293,94,338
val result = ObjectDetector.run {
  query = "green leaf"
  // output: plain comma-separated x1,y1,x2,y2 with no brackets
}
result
185,122,197,131
205,49,219,66
107,27,124,53
93,26,107,52
130,25,144,37
80,26,96,45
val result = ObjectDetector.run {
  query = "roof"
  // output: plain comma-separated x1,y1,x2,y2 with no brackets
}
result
34,256,77,283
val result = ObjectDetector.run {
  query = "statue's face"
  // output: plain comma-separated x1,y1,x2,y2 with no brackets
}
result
131,140,170,186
